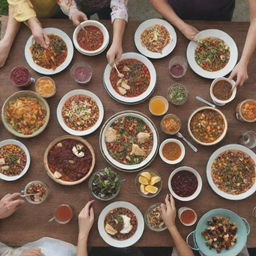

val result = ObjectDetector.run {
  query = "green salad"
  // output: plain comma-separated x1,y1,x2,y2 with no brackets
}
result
90,168,120,200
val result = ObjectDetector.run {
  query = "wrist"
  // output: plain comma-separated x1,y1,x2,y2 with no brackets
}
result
78,231,89,241
167,224,177,233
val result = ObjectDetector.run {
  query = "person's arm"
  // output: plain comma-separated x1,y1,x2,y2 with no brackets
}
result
229,0,256,86
0,193,24,219
76,201,94,256
106,0,128,66
150,0,198,40
161,194,194,256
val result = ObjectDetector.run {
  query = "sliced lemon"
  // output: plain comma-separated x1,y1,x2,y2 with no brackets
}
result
145,185,158,194
140,172,152,180
140,184,149,194
139,175,149,185
150,175,161,185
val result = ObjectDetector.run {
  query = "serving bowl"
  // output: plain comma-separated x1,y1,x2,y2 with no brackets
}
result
2,90,50,138
44,135,95,185
73,20,109,56
188,106,228,146
0,139,30,181
57,89,104,136
100,111,159,172
103,52,157,105
159,138,185,165
168,166,202,201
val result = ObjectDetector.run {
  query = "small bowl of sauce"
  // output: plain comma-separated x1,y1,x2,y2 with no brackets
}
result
236,99,256,123
10,66,34,87
149,96,169,116
159,138,185,164
178,207,197,226
50,204,73,224
210,77,236,106
168,56,187,79
71,62,93,85
160,114,181,135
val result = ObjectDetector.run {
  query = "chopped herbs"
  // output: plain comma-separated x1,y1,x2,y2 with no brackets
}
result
168,84,188,105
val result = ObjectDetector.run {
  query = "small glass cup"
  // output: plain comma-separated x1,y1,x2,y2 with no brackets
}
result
235,99,256,123
168,56,188,79
49,204,73,224
149,96,169,116
35,77,56,98
178,207,197,226
239,130,256,149
167,83,188,106
70,62,93,85
10,66,35,87
160,114,181,135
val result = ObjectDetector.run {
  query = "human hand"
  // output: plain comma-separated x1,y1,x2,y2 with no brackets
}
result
28,17,49,48
160,194,176,230
70,9,88,26
180,23,199,41
228,61,248,87
0,193,24,219
78,200,94,238
106,43,123,66
20,248,45,256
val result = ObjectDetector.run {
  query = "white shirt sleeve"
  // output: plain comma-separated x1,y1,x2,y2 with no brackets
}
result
110,0,128,23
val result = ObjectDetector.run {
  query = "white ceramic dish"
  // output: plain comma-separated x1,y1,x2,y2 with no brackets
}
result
103,52,157,105
159,138,185,164
57,89,104,136
98,201,144,248
210,77,237,106
168,166,202,201
187,106,228,146
186,29,238,79
73,20,109,56
0,139,30,181
134,18,177,59
206,144,256,200
25,28,74,75
100,111,159,171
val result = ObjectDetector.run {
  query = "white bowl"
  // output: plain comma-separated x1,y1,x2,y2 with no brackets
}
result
210,77,237,106
103,52,157,105
159,139,185,164
0,139,30,181
73,20,109,56
168,166,202,201
178,207,197,226
57,89,104,136
98,201,144,248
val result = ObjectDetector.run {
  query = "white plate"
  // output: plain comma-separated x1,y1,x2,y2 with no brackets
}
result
25,28,74,75
134,18,177,59
186,29,238,79
57,89,104,136
206,144,256,200
98,201,144,248
0,139,30,181
103,52,157,104
100,111,159,171
73,20,109,56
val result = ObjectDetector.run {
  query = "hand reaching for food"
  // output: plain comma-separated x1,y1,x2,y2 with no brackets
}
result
229,61,248,87
180,23,199,41
0,193,24,219
70,10,88,26
20,248,45,256
160,194,176,230
106,43,123,66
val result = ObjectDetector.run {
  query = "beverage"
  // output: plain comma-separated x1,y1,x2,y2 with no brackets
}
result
168,56,187,79
178,207,197,226
54,204,73,224
10,66,34,87
239,130,256,149
149,96,169,116
71,62,92,85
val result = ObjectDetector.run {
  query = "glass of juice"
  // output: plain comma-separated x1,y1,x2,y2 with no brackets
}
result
10,66,35,87
178,207,197,226
149,96,169,116
168,56,187,79
70,62,93,85
49,204,73,224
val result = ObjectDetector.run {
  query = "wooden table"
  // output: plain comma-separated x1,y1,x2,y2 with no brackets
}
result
0,20,255,248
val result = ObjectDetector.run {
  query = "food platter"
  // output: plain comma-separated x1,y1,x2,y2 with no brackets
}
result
57,89,104,136
44,135,95,185
99,111,159,172
189,208,250,256
103,52,157,105
186,29,238,79
0,139,30,181
1,90,50,138
98,201,144,247
206,144,256,200
134,18,177,59
24,27,74,75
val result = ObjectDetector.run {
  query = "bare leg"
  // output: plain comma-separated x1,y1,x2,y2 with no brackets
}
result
0,7,20,68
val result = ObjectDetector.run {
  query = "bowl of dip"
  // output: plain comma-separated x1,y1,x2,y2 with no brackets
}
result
168,56,187,79
178,207,197,226
70,62,93,85
10,66,34,87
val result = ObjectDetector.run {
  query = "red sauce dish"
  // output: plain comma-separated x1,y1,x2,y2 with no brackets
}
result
54,204,73,224
178,207,197,226
10,66,34,87
168,166,202,201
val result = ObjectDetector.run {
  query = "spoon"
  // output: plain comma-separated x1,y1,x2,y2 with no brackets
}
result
113,63,124,78
176,132,198,152
20,192,39,198
196,96,216,108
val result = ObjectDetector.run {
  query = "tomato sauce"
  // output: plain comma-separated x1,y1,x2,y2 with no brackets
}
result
10,67,31,87
180,209,196,225
77,25,104,51
213,80,232,101
162,142,181,161
55,204,73,223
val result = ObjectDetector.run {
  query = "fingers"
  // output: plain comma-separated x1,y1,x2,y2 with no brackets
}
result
43,33,50,47
80,200,94,216
160,203,166,214
8,199,25,209
106,52,115,67
7,192,21,201
165,194,171,211
89,206,94,221
169,194,176,210
228,69,236,80
81,12,88,21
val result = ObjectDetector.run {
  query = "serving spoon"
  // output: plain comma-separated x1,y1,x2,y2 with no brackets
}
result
176,132,198,153
196,96,216,108
20,192,39,198
113,63,124,78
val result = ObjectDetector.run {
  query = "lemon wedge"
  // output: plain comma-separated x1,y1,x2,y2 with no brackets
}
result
139,176,149,185
145,185,158,194
150,175,161,185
